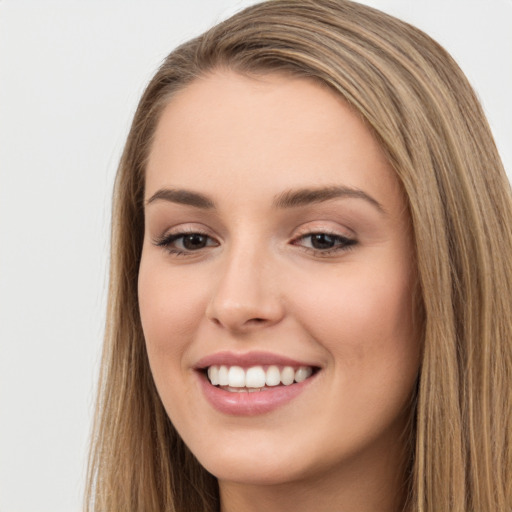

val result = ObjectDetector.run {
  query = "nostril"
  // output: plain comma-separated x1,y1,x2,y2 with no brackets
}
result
243,317,268,327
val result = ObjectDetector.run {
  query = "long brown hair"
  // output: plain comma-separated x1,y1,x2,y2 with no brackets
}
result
85,1,512,510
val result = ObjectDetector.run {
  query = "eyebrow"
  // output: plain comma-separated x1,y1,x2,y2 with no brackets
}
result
145,185,385,213
272,185,386,213
146,188,215,209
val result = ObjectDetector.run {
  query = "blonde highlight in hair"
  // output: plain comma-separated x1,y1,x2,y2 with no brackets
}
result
86,1,512,510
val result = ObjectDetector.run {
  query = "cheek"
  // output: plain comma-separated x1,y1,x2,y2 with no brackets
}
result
137,258,212,430
138,257,209,369
290,264,420,449
291,263,419,382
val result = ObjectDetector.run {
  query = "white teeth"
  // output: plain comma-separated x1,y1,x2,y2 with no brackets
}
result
294,366,313,383
207,366,219,386
265,365,281,386
281,366,295,386
206,364,315,388
228,366,246,387
218,365,229,386
245,366,266,388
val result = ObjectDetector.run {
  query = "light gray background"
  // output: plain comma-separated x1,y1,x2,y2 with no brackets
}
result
0,1,510,511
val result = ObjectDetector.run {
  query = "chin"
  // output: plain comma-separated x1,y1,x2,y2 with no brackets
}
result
186,433,313,486
202,455,305,487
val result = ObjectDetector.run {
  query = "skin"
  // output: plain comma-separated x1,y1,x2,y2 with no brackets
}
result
138,70,420,512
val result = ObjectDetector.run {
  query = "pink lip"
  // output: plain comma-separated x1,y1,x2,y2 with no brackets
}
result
197,373,317,416
194,350,315,369
194,351,320,416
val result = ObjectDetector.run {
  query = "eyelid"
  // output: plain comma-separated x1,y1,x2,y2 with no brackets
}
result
152,224,220,256
154,222,217,240
289,223,358,256
151,222,357,257
291,231,356,245
291,221,355,241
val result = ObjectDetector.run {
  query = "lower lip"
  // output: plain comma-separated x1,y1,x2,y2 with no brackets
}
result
198,372,316,416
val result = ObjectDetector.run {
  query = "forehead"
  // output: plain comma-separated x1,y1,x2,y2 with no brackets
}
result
145,70,404,214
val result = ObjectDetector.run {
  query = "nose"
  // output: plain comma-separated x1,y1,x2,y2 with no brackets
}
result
205,245,285,334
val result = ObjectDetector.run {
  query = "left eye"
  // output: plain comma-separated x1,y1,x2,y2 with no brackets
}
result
155,232,219,253
177,233,212,250
295,232,356,251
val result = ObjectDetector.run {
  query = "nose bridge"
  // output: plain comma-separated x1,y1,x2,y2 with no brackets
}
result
206,235,283,331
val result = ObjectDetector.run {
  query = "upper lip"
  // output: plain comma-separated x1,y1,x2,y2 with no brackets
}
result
194,351,319,370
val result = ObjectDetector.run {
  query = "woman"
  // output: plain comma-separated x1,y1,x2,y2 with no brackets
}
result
85,1,512,511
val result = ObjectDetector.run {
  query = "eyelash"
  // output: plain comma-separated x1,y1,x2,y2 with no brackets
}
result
292,232,357,256
153,230,217,256
153,230,357,257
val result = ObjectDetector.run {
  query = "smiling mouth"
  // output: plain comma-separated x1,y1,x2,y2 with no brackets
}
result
204,364,319,392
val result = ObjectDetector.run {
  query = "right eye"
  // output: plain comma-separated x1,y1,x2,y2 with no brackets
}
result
154,232,219,255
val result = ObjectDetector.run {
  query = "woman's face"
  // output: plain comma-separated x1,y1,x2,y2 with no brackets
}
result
139,71,420,487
